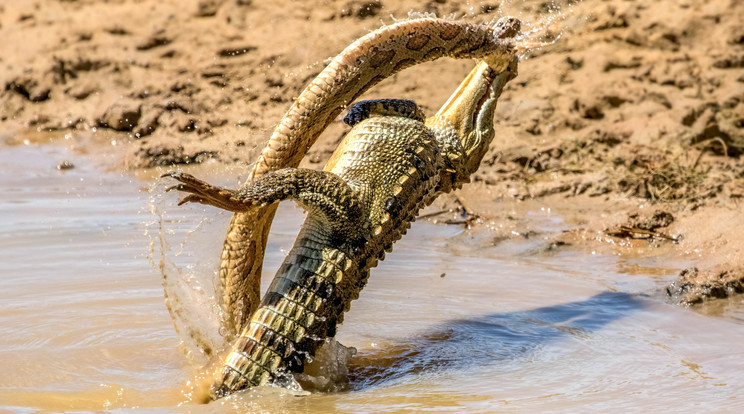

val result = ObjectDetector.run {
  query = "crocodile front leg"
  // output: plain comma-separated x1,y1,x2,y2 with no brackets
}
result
163,170,366,239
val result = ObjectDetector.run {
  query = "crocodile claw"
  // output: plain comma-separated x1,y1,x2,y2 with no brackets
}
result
177,194,208,206
162,170,252,212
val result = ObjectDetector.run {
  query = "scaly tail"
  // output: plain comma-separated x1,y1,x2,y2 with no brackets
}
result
219,17,520,336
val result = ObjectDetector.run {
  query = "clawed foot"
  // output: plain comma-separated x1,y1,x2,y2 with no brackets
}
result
161,171,251,212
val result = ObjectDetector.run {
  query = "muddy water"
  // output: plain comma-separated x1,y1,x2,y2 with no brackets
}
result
2,141,744,412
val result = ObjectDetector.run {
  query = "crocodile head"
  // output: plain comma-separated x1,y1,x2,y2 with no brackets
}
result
426,17,520,183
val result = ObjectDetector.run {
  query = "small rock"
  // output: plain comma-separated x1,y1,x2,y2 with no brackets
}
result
525,118,542,135
77,32,93,42
340,0,382,19
217,45,256,57
106,26,129,36
195,0,223,17
573,98,604,120
264,75,284,88
623,29,646,46
481,3,498,14
6,76,51,102
133,108,163,138
632,210,674,231
207,118,228,127
565,56,584,70
65,81,98,100
235,119,253,128
603,57,642,72
684,104,743,156
168,82,199,97
138,144,186,166
136,144,217,167
681,102,715,127
593,14,628,31
177,117,199,132
586,128,622,146
606,210,676,241
603,95,629,108
500,145,536,167
27,114,51,127
56,160,75,170
644,92,672,109
715,106,744,155
98,100,142,131
667,267,744,305
728,27,744,45
713,54,744,69
162,97,193,113
136,35,171,51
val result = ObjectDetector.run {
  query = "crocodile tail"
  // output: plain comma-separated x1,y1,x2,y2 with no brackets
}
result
219,17,521,335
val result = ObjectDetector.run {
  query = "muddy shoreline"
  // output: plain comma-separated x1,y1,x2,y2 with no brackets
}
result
2,0,743,304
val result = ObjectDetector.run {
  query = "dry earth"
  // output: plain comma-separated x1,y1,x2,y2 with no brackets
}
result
1,0,743,305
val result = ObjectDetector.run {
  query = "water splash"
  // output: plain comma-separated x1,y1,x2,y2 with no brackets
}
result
294,339,358,393
146,173,230,365
403,0,578,61
148,172,358,392
491,0,580,61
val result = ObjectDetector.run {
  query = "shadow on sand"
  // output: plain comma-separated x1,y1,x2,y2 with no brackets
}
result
347,291,643,389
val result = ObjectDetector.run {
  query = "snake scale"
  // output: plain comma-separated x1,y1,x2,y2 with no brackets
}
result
165,15,521,400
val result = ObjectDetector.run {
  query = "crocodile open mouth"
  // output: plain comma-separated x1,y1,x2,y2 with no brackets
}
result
472,67,497,128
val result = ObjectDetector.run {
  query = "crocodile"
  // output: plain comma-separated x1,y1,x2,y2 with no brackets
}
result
164,16,521,400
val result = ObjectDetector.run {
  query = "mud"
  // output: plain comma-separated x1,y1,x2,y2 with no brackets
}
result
1,0,743,304
667,266,744,305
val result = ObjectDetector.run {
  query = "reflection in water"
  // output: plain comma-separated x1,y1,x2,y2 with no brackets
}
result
350,292,640,389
